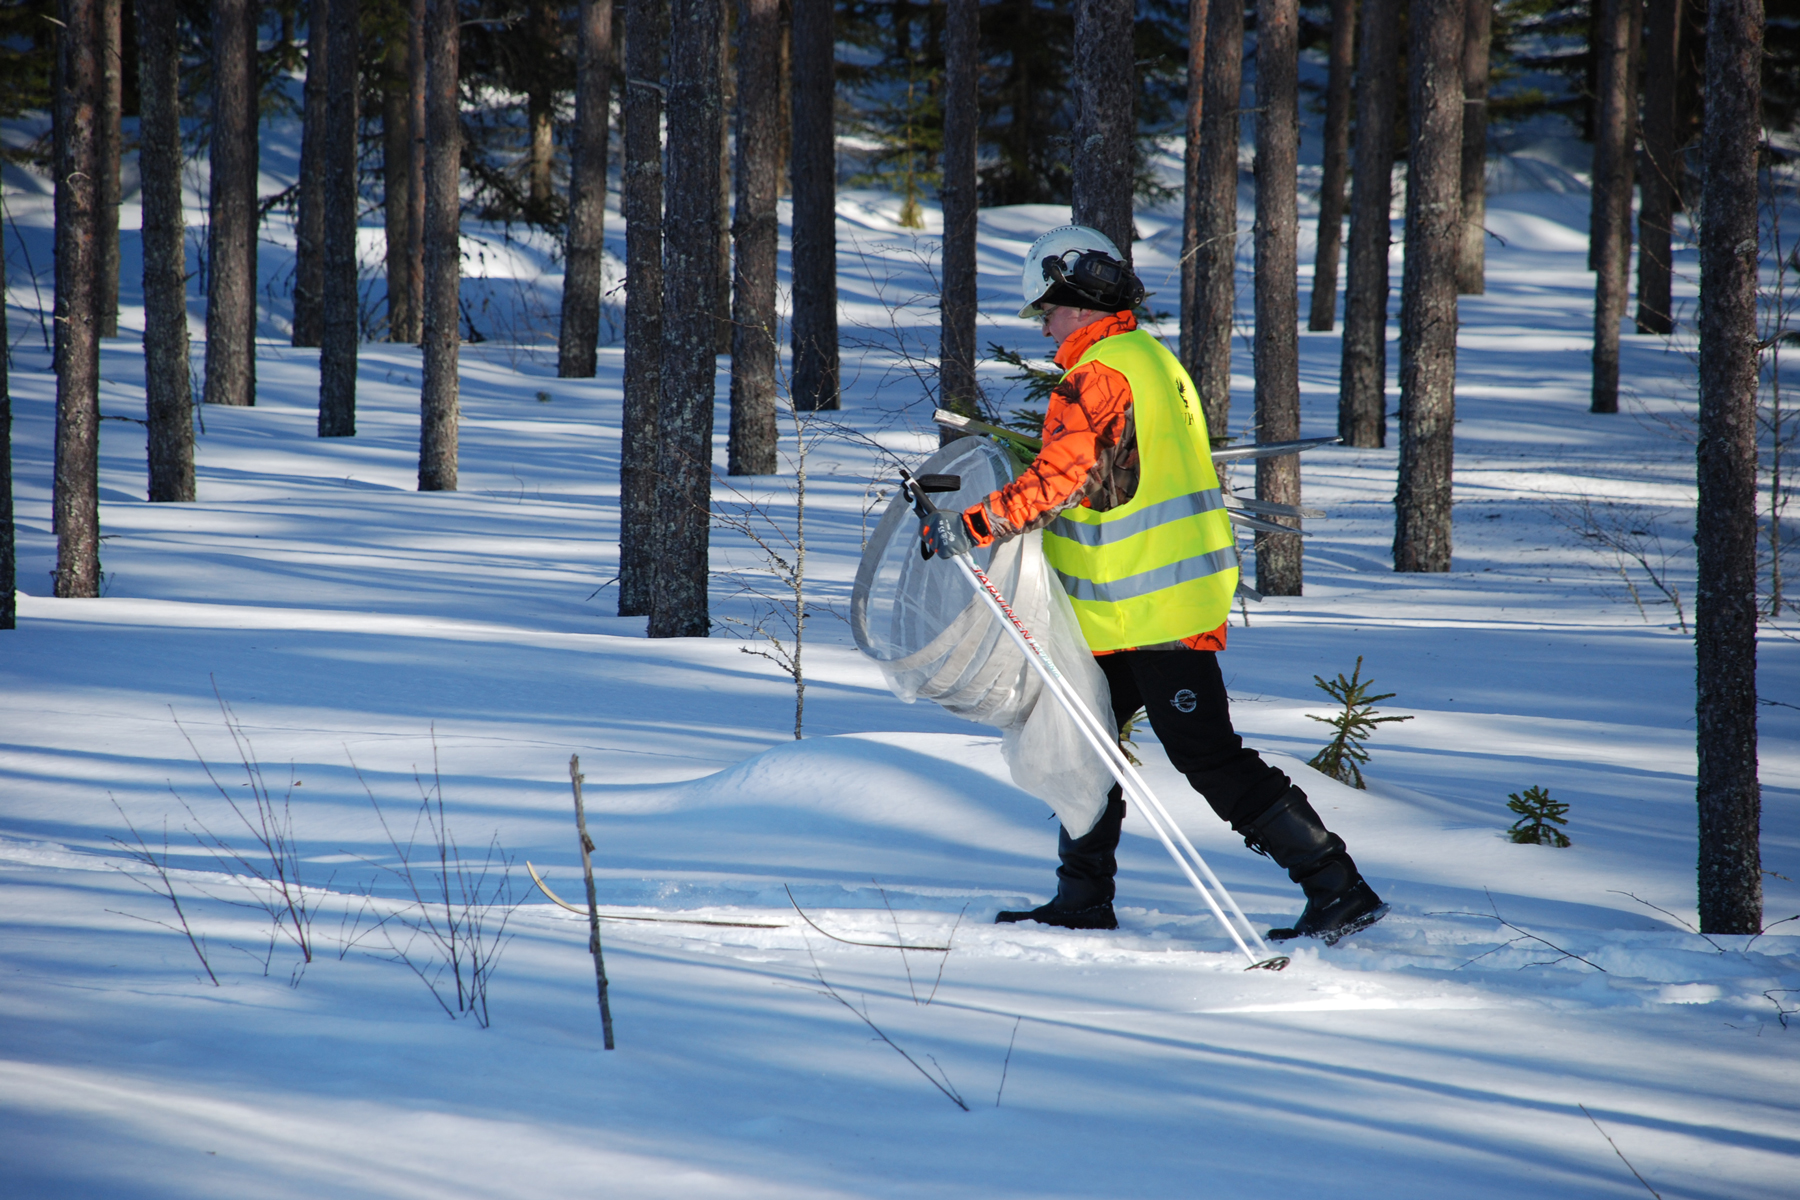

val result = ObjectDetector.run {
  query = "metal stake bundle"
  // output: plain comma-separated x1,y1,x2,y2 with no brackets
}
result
902,471,1289,971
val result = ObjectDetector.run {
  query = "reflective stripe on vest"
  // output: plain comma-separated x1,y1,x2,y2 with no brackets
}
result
1040,329,1238,650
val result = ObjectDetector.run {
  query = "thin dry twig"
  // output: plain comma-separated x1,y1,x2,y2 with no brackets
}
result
995,1015,1023,1107
1431,892,1608,973
106,799,219,986
1579,1104,1663,1199
802,942,969,1112
783,884,951,951
1608,889,1725,951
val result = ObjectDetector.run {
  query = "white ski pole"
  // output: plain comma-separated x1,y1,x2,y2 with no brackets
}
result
905,473,1287,970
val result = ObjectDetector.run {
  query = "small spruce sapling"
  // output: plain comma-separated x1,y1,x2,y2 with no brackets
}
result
1306,656,1413,789
1506,786,1572,847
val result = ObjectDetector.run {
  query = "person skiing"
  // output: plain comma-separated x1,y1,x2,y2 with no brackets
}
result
920,224,1386,944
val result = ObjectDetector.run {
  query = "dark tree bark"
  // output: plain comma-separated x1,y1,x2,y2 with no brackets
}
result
295,0,329,348
419,0,460,490
319,0,360,438
1254,0,1302,595
526,0,559,211
790,0,838,410
1639,0,1680,334
618,0,668,615
97,0,122,338
56,0,103,597
1393,0,1461,574
1186,0,1241,438
1,174,12,628
406,0,426,341
1071,0,1136,261
559,0,616,377
716,32,733,356
205,0,258,407
729,0,781,473
1177,0,1211,385
139,0,196,502
384,22,418,343
1456,0,1491,294
1590,0,1636,414
936,0,980,434
1307,0,1353,331
1695,0,1763,936
1339,0,1399,449
650,0,724,637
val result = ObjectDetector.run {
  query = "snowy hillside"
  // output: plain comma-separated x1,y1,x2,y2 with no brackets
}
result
3,111,1800,1195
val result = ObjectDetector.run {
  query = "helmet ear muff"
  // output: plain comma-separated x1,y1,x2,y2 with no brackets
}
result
1040,250,1145,313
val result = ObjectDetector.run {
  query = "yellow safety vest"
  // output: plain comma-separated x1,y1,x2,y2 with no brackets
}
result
1040,329,1238,650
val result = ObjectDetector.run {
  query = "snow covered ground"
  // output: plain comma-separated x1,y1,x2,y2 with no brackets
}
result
5,123,1800,1195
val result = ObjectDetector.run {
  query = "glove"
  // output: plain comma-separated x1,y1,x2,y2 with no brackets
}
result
921,511,974,560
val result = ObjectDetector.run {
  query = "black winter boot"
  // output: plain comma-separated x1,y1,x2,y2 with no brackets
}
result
1240,787,1387,945
996,791,1124,930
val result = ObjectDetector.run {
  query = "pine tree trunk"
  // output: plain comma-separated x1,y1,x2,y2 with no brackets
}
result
1071,0,1135,261
1694,0,1763,936
618,0,667,615
559,0,616,378
384,27,416,343
1,172,13,628
1254,0,1302,596
56,0,103,597
1307,0,1353,331
419,0,461,491
406,0,426,340
139,0,196,502
1590,0,1635,415
205,0,259,407
716,30,734,356
1637,0,1681,335
729,0,781,474
1178,0,1211,379
320,0,360,438
527,0,559,212
1188,0,1241,438
790,0,838,411
650,0,723,637
97,0,122,338
1393,0,1461,574
1339,0,1399,449
1456,0,1490,294
295,0,329,348
937,0,980,433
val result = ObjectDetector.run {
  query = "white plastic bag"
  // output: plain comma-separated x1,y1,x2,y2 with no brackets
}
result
850,439,1117,836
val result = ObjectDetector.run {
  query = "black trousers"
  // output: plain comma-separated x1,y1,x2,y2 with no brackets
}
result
1096,648,1291,830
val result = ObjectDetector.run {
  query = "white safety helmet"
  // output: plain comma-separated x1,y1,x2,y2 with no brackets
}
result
1017,224,1134,319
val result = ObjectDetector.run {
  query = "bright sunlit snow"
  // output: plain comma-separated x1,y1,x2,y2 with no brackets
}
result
2,110,1798,1197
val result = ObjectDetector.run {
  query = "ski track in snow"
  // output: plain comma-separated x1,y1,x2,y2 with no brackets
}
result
3,126,1800,1197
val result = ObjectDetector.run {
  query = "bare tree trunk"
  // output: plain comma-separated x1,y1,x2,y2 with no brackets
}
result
1178,0,1211,378
1456,0,1490,294
140,0,196,502
295,0,328,348
936,0,980,433
319,0,360,438
790,0,838,410
527,0,559,212
1307,0,1353,331
56,0,103,597
559,0,616,377
206,0,258,407
1695,0,1763,936
407,0,426,341
1071,0,1135,261
730,0,780,473
1637,0,1681,334
97,0,122,338
717,26,734,356
1590,0,1635,415
419,0,460,490
650,0,723,637
384,26,416,343
1393,0,1461,574
1,175,12,628
1188,0,1241,437
1253,0,1302,595
619,0,667,614
1339,0,1399,449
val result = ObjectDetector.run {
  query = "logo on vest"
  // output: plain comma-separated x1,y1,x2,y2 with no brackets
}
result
1171,689,1198,713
